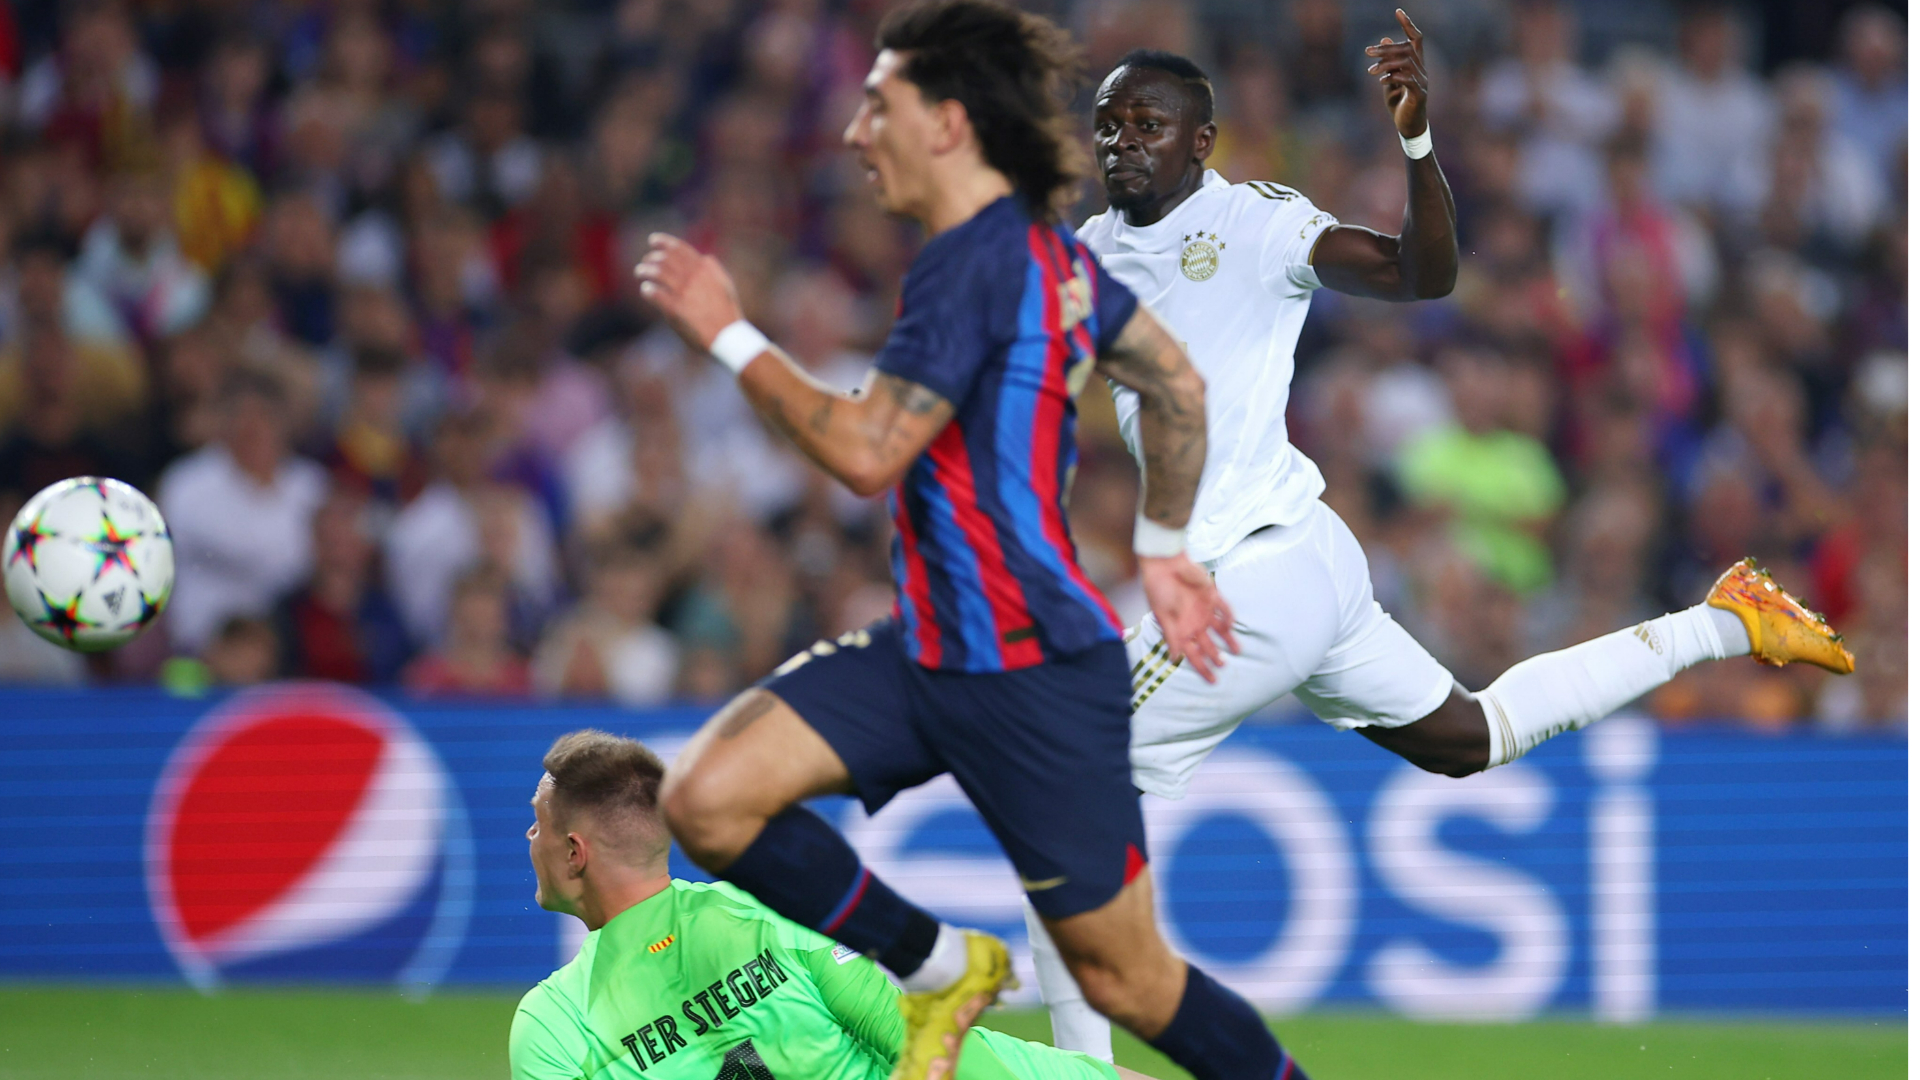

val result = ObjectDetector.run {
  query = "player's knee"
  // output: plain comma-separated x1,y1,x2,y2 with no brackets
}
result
659,764,741,867
1060,948,1175,1030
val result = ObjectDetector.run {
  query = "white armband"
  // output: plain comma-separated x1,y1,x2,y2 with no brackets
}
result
1399,126,1433,160
1133,514,1187,559
708,320,771,375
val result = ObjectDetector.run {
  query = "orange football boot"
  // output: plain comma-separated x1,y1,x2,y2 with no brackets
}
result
1705,558,1855,675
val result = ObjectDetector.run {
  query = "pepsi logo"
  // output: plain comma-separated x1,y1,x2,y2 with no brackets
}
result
145,683,472,992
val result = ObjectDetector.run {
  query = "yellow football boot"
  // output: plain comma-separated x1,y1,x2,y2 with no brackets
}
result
891,931,1016,1080
1705,557,1855,675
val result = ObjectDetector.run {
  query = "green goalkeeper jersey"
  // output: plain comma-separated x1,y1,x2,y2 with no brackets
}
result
509,880,1117,1080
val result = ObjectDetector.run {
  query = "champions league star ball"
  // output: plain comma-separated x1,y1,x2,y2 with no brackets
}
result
3,477,174,652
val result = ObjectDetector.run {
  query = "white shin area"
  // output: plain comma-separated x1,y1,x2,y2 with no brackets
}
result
1478,604,1748,767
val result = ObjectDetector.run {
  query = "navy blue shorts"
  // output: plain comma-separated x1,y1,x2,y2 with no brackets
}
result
762,619,1145,919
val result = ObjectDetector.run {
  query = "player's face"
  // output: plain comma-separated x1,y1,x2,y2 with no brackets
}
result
527,775,581,916
844,49,937,216
1093,69,1204,211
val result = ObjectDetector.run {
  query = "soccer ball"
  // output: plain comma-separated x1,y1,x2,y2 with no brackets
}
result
3,477,175,652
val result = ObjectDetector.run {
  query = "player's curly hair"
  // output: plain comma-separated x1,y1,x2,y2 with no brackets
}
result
877,0,1088,218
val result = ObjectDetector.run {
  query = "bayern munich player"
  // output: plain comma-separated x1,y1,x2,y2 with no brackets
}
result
1024,12,1856,1060
635,3,1309,1080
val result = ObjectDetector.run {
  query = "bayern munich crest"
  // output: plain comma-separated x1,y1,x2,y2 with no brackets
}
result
144,683,473,994
1180,233,1222,281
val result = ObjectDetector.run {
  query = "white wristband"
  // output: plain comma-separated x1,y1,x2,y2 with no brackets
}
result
1133,514,1186,559
1399,126,1433,160
708,319,771,375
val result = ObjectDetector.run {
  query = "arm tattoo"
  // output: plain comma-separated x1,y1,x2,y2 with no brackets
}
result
879,373,945,415
1099,311,1207,529
714,690,779,739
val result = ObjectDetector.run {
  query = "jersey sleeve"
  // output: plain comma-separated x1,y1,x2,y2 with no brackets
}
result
509,995,591,1080
1253,187,1340,297
797,940,906,1065
956,1029,1121,1080
873,241,998,408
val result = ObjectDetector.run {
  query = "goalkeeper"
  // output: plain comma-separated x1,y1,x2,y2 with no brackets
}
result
512,729,1152,1080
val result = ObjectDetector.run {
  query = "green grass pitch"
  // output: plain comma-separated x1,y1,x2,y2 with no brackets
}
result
0,986,1901,1079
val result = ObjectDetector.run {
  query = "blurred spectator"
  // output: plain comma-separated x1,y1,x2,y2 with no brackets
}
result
1,227,128,347
533,527,678,705
1209,47,1309,188
157,369,326,653
14,1,158,158
1397,346,1566,594
206,255,325,430
0,323,143,498
273,486,411,684
425,88,542,219
75,163,211,344
1753,64,1887,257
566,354,695,541
1479,0,1618,219
1645,3,1772,219
320,343,431,511
1526,482,1661,651
198,33,278,179
1557,130,1718,324
671,520,814,693
157,103,261,274
770,267,872,392
402,566,532,697
259,191,337,347
201,614,280,687
1826,5,1906,173
1277,0,1357,119
385,409,560,648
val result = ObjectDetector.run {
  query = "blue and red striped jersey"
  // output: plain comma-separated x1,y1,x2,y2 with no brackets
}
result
875,197,1138,673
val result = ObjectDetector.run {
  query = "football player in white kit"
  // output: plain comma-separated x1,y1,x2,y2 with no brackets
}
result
1027,10,1858,1059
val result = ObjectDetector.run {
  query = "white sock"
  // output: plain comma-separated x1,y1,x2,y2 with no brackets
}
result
1023,900,1114,1061
901,923,969,992
1480,604,1749,767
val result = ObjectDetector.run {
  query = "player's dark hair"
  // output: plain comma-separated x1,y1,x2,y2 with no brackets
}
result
876,0,1087,217
542,729,669,833
1112,49,1215,125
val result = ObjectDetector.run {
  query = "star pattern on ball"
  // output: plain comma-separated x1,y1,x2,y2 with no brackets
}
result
9,512,53,574
38,591,87,645
135,590,166,629
86,514,139,582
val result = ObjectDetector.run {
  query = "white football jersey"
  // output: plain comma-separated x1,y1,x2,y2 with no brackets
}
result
1078,169,1337,563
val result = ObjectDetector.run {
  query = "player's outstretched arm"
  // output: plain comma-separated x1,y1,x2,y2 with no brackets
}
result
1309,8,1457,301
636,233,952,496
1097,305,1237,682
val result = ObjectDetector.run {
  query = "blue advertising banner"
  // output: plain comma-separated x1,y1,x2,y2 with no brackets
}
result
0,684,1902,1018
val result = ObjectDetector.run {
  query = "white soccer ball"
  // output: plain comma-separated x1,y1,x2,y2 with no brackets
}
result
4,477,175,653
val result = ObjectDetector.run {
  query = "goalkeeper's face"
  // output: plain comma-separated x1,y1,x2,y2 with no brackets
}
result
527,775,583,917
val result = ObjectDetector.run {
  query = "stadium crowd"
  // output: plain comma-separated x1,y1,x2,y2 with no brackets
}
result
0,0,1903,730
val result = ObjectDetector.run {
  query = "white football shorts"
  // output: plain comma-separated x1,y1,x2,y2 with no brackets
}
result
1126,499,1456,800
